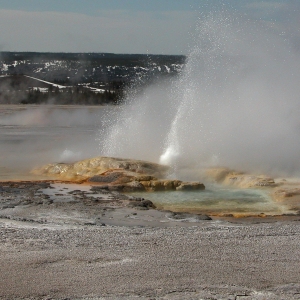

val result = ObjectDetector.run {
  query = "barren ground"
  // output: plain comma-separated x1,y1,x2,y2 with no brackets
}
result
0,181,300,299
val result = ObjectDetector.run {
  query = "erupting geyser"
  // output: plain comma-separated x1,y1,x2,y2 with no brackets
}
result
101,12,300,178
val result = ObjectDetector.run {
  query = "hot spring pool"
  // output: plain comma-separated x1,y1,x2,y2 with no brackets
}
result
128,184,286,215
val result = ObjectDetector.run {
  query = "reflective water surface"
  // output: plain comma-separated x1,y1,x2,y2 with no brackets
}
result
128,184,286,215
0,105,111,179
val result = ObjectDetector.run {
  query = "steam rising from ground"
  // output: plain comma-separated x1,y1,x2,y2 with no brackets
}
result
2,12,300,180
102,13,300,178
0,106,107,178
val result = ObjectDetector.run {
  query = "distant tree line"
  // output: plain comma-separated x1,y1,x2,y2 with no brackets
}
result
20,87,123,105
1,52,185,68
0,75,125,105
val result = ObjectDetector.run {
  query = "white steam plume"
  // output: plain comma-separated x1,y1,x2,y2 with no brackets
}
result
101,12,300,178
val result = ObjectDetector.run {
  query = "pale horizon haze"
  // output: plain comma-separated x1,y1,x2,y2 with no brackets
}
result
0,0,299,55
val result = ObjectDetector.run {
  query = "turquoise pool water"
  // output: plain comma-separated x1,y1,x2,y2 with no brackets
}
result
128,184,285,215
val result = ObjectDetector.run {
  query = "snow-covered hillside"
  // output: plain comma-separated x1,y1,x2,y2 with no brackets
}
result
0,52,185,86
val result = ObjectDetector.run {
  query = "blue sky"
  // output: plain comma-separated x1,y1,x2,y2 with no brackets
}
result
0,0,298,54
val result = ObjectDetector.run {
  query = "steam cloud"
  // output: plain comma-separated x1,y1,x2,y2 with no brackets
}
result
0,106,107,177
101,12,300,178
2,10,300,180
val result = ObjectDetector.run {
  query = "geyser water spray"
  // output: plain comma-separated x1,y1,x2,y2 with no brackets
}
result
101,12,300,178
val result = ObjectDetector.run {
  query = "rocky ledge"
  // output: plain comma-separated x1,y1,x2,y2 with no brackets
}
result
205,167,277,188
88,169,205,192
31,156,205,192
32,156,169,180
205,167,300,214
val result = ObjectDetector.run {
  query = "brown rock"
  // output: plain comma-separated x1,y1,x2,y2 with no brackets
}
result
88,172,123,183
223,175,277,188
144,180,184,191
176,182,205,191
135,175,157,181
127,199,156,209
205,167,277,189
205,167,237,183
163,180,179,190
123,181,146,192
139,181,151,188
31,156,169,181
149,180,165,191
166,212,211,220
